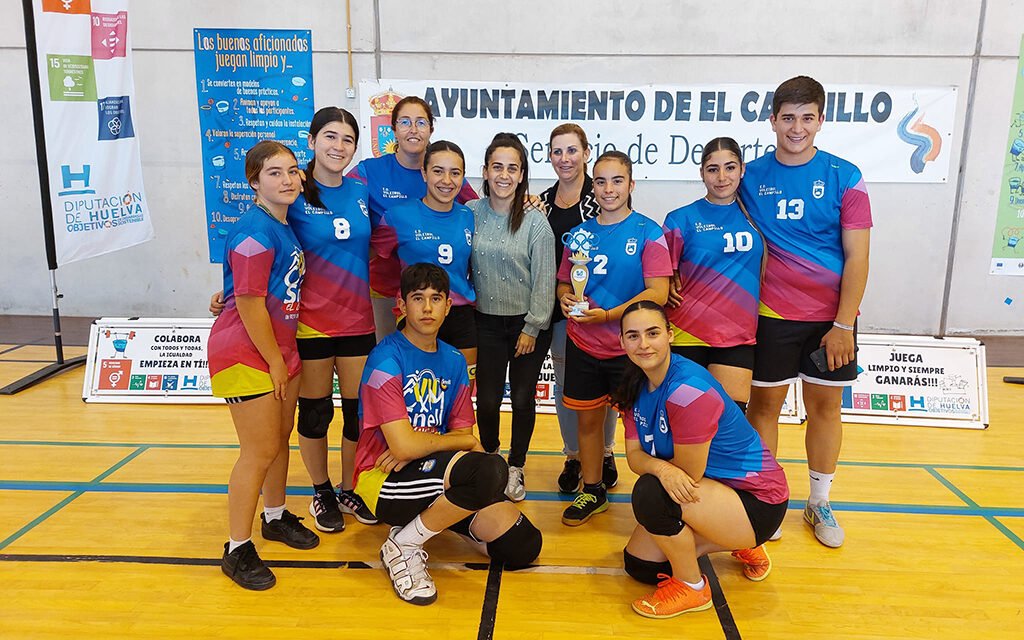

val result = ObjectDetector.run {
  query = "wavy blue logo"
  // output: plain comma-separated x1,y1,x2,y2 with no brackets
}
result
897,104,942,174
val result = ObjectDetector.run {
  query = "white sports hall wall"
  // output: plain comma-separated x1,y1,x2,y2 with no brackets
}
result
0,0,1020,335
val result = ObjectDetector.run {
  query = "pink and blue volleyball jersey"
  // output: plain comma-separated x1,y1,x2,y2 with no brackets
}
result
623,354,789,504
557,211,673,360
208,205,305,397
354,331,475,481
371,199,476,306
739,149,872,322
662,199,763,347
348,154,478,298
288,180,375,339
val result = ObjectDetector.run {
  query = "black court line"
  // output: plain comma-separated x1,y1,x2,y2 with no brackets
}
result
699,555,741,640
0,345,27,356
0,359,61,363
477,561,504,640
0,553,400,570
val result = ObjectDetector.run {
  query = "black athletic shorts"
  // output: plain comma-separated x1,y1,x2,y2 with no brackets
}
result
297,333,376,360
224,391,270,404
671,344,755,371
398,304,478,350
735,489,789,547
752,316,858,387
372,450,460,527
562,335,628,411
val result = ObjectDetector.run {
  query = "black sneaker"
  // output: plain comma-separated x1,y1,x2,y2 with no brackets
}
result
261,510,320,549
338,488,378,525
309,489,346,533
221,541,276,590
561,490,609,527
557,458,582,494
602,453,619,489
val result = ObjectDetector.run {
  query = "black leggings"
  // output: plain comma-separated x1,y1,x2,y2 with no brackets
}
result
474,312,553,468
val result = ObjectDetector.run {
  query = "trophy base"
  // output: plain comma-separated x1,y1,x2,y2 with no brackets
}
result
569,301,590,318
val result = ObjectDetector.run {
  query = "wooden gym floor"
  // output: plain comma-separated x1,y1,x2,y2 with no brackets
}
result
0,337,1022,638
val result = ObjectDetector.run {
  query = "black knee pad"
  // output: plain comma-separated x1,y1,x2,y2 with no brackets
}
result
445,452,509,512
623,549,672,585
631,473,685,537
341,397,360,441
297,396,334,439
734,399,748,414
487,513,542,570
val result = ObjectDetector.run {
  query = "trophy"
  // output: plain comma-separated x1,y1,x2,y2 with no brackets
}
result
562,228,598,317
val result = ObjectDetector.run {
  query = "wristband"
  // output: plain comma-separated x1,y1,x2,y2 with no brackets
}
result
832,321,854,331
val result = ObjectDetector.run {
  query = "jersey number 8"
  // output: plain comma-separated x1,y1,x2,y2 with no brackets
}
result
333,218,351,240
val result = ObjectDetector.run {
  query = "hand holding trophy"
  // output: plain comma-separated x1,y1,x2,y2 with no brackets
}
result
563,228,598,318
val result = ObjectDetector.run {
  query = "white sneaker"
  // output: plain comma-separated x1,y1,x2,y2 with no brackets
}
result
380,527,437,605
506,465,526,502
768,525,783,542
804,501,845,548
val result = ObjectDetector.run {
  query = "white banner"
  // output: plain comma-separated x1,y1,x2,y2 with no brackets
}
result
34,0,153,265
840,335,988,429
359,80,956,184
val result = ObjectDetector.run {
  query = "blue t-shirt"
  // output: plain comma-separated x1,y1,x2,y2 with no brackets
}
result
662,199,763,347
287,180,374,338
557,211,673,359
355,331,475,478
622,354,789,504
372,199,477,307
739,150,872,321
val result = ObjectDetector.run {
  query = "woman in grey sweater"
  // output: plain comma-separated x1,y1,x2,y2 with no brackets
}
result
470,133,556,501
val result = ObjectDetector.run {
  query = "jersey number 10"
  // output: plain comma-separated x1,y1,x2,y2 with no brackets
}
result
723,232,754,253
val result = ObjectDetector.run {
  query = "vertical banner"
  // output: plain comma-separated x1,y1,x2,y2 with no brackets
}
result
193,29,314,263
35,0,154,265
992,36,1024,276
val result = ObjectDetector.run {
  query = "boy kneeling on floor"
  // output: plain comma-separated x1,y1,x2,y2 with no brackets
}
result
353,262,542,605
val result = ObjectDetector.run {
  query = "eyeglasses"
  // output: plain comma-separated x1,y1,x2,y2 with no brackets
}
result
395,117,430,130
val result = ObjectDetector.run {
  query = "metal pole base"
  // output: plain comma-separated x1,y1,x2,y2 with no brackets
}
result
0,355,86,395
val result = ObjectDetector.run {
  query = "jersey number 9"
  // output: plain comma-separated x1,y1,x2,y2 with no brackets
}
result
438,243,453,264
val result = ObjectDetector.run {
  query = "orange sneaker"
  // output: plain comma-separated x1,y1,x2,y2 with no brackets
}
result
631,573,712,619
731,544,772,582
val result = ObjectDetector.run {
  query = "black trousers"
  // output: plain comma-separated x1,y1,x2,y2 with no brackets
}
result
475,312,553,468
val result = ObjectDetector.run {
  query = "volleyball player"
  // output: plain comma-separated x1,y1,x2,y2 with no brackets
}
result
740,76,872,547
353,263,542,605
370,141,478,376
556,151,672,526
613,301,788,619
209,141,319,591
348,96,478,341
662,137,764,409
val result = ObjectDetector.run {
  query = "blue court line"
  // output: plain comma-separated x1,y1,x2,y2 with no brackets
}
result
0,446,149,552
3,478,1024,519
925,467,1024,552
2,440,1023,473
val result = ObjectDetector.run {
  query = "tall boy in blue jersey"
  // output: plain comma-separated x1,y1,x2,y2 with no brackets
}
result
353,263,542,605
739,76,872,548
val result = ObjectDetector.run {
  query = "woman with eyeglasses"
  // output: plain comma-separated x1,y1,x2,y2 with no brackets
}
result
348,96,478,341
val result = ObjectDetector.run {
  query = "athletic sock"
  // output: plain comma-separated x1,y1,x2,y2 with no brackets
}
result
263,504,285,522
583,482,606,499
313,480,334,494
393,514,440,548
227,537,250,553
807,470,835,506
683,577,706,591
